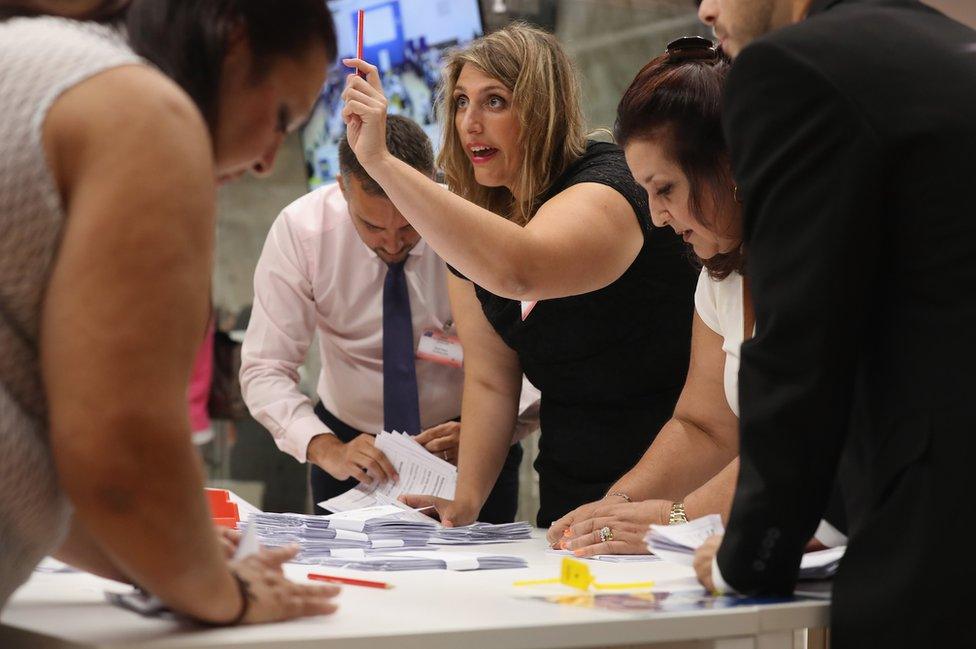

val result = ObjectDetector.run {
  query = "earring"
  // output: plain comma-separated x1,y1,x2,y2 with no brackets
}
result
732,185,742,203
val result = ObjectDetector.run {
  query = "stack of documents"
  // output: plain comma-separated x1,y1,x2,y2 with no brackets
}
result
321,431,457,513
645,515,846,580
430,521,533,544
243,505,438,562
302,549,527,571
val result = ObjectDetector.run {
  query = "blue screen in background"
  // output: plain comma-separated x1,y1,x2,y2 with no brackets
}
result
302,0,484,188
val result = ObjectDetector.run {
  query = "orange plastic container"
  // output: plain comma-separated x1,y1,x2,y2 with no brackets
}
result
205,488,240,528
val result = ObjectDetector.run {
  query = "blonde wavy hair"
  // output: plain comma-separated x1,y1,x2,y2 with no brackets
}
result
436,22,588,225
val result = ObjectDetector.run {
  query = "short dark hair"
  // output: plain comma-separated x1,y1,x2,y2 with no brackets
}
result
338,115,434,196
615,51,743,280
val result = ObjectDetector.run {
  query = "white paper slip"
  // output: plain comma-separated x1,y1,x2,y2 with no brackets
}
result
546,548,662,563
309,550,528,572
320,431,457,514
646,516,846,580
645,514,725,566
799,546,845,580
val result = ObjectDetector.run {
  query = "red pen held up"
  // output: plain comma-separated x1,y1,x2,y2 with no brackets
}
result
355,9,367,79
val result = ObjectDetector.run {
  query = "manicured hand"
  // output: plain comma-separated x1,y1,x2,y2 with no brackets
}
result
546,494,632,545
340,58,389,170
308,433,399,485
693,534,724,593
399,494,478,528
414,422,461,465
560,500,672,557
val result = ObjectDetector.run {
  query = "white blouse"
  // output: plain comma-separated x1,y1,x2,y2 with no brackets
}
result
694,269,749,417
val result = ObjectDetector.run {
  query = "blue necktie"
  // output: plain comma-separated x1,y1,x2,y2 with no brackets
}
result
383,260,421,435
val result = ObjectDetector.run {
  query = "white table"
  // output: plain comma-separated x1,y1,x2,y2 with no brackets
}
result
0,531,829,649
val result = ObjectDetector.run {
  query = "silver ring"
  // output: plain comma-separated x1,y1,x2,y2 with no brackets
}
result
599,526,614,543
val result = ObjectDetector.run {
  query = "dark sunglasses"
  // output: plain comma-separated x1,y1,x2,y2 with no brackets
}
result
666,36,720,63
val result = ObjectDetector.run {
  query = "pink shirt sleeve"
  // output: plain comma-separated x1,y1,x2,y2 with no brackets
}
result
239,209,332,462
187,319,214,434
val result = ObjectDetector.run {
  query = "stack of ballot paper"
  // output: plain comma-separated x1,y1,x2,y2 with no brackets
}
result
645,515,846,580
321,431,457,513
430,521,533,544
243,505,438,562
302,550,527,571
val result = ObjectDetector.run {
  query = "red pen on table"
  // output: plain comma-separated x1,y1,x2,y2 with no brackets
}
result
355,8,367,79
308,572,393,589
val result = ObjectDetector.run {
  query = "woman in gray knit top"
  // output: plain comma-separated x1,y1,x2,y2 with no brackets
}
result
0,0,339,625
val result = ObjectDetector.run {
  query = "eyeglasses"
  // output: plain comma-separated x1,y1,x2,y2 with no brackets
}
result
665,36,720,63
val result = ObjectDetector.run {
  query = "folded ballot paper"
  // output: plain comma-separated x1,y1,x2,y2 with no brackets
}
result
645,515,846,580
242,503,533,564
320,430,457,513
304,550,528,571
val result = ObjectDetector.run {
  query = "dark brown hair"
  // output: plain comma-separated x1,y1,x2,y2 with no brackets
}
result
338,115,434,196
1,1,337,130
615,50,743,280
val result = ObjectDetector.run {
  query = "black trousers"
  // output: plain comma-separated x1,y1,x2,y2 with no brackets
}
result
310,402,522,523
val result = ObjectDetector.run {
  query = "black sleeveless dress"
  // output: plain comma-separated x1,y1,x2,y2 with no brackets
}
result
452,142,697,526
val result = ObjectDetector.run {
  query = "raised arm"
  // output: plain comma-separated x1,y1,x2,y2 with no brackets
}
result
340,60,643,301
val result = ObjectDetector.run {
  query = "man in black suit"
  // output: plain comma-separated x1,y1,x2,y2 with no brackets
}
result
691,0,976,646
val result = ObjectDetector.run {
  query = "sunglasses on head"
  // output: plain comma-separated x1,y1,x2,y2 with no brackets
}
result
665,35,720,63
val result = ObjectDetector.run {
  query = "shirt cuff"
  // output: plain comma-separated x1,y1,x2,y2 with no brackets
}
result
277,415,333,463
711,555,736,596
813,518,848,548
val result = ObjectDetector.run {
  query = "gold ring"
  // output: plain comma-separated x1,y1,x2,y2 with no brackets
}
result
599,526,613,543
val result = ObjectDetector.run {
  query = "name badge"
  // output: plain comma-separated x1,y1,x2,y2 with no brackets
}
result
417,328,463,368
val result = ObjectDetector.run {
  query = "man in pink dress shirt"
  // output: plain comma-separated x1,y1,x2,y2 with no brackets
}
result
240,116,523,521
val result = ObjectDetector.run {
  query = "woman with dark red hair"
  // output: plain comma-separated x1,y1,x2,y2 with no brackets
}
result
548,38,845,557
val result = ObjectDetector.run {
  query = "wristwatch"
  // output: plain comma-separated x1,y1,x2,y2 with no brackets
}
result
668,502,688,525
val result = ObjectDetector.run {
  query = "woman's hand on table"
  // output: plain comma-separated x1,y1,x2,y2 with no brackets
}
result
399,493,479,527
693,534,723,594
549,500,672,557
341,58,390,171
230,545,341,624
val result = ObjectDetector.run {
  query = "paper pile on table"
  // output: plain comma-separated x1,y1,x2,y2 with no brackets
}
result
304,549,528,571
320,431,456,513
645,515,846,580
431,521,533,545
244,505,437,561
